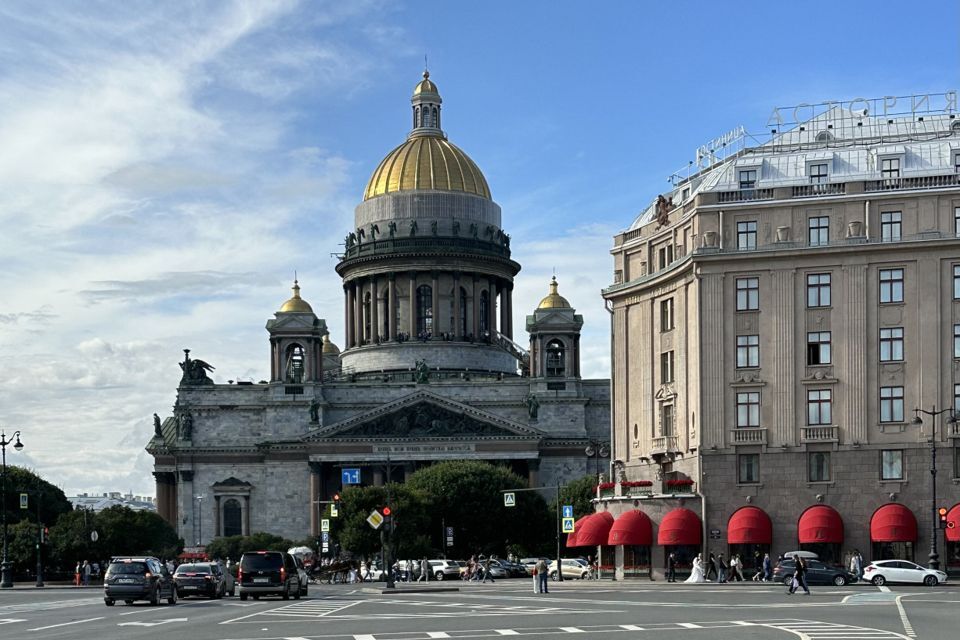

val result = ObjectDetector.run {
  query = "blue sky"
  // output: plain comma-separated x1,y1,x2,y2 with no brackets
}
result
0,0,957,496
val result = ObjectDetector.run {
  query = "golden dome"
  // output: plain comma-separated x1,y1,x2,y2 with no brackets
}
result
538,276,572,309
363,134,491,200
413,70,438,95
322,334,340,355
279,280,314,313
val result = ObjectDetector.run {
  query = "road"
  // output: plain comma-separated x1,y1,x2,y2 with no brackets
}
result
0,579,957,640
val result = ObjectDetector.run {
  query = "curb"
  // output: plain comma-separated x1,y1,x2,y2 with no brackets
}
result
360,586,460,595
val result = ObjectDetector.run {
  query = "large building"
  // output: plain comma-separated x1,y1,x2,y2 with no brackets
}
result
593,93,960,579
146,72,609,547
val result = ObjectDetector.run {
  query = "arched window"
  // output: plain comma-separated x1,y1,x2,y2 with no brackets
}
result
545,339,566,377
363,292,372,342
223,498,242,537
479,290,489,334
459,287,467,336
432,106,438,128
285,344,305,383
414,106,419,128
416,285,433,335
422,108,432,128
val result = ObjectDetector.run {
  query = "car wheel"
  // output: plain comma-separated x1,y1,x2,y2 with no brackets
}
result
924,575,938,587
435,572,444,581
104,598,115,606
833,575,847,586
872,575,886,586
149,586,159,606
168,588,177,605
239,593,248,601
550,571,558,582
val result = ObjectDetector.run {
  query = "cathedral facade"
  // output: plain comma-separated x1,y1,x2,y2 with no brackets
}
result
147,72,610,546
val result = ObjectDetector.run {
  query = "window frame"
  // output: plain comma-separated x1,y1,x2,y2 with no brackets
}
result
736,334,760,369
738,453,760,485
808,216,830,246
955,206,960,237
954,324,960,359
880,386,905,423
660,350,675,383
736,391,761,428
880,157,901,179
660,298,675,332
808,163,829,185
954,265,960,300
880,211,902,242
881,450,904,481
737,220,758,250
807,331,832,366
736,277,760,311
661,403,675,436
879,327,905,362
808,451,832,482
879,268,904,304
738,168,757,190
806,273,832,308
807,389,833,426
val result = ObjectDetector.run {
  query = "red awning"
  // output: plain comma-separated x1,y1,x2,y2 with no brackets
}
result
577,511,615,547
727,506,772,545
657,507,702,546
565,516,591,548
798,505,844,544
870,504,917,543
945,504,960,542
608,510,653,546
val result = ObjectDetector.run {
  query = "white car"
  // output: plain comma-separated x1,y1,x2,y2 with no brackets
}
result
548,558,590,581
863,560,947,586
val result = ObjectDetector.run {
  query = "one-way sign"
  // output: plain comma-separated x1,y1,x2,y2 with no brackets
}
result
503,492,516,507
562,505,573,519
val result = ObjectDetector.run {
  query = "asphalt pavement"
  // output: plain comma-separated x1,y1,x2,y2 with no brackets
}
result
0,578,956,640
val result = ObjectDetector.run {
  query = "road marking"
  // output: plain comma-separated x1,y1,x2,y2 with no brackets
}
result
732,621,757,625
118,617,189,627
27,617,104,631
895,595,916,638
495,631,520,636
559,627,585,633
0,619,26,625
619,624,645,630
354,635,376,640
427,633,451,638
879,585,891,592
678,622,703,628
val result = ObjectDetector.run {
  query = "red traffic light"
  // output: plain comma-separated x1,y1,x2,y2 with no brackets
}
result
382,506,392,516
938,507,948,517
333,493,341,502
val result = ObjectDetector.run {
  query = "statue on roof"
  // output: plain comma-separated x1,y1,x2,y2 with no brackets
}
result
309,397,321,424
153,413,162,437
525,392,540,420
387,221,397,238
655,194,673,228
179,349,215,386
415,359,429,384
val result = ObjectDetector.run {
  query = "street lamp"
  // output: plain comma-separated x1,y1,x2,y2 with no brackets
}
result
911,406,957,570
585,440,610,483
195,494,205,547
1,429,24,588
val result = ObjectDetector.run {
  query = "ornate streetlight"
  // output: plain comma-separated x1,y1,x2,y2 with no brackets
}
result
585,440,610,483
1,429,24,588
911,407,957,570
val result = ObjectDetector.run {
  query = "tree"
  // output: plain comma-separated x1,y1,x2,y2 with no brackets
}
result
336,484,431,560
7,520,39,576
0,465,72,528
205,532,294,562
558,475,596,519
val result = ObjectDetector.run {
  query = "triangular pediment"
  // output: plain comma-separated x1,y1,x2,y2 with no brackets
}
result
267,314,319,331
304,390,542,441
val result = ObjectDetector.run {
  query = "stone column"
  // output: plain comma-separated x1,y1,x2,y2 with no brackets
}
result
488,277,498,336
431,271,440,336
344,285,352,348
505,285,513,339
527,459,540,487
179,470,194,542
309,463,321,536
770,269,797,446
388,273,397,340
408,272,417,336
346,283,355,348
356,278,365,344
472,275,480,337
843,265,868,444
153,472,176,525
371,275,379,343
214,495,221,537
453,273,462,337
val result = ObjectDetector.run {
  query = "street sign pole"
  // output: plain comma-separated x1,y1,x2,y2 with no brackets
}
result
501,485,563,582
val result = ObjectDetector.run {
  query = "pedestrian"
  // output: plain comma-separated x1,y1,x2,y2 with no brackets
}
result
536,558,549,594
82,560,91,586
762,552,772,582
852,550,863,583
418,558,429,582
532,561,539,593
75,561,82,587
716,554,728,583
363,559,373,582
405,559,413,582
706,553,717,581
733,554,744,582
666,552,677,582
788,554,810,595
482,556,495,583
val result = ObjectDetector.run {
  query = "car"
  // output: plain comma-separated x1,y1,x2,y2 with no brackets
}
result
520,557,549,576
103,557,178,607
292,555,309,596
238,551,303,600
773,558,855,586
174,562,225,599
548,558,590,581
864,560,948,586
429,559,463,581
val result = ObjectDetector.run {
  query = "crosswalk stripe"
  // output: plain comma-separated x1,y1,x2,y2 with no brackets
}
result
559,627,585,633
731,621,756,626
619,624,645,630
353,635,376,640
427,633,451,638
495,631,520,636
678,622,703,628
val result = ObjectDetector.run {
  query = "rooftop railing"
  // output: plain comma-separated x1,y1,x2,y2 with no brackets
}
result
341,235,511,261
864,173,960,192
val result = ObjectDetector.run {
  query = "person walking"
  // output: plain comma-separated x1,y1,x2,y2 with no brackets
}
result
82,560,91,586
788,555,811,595
852,550,863,583
418,558,429,583
716,554,727,583
536,558,549,594
706,553,717,581
481,556,495,583
733,554,744,582
762,552,772,582
405,559,413,582
666,552,677,583
75,561,82,587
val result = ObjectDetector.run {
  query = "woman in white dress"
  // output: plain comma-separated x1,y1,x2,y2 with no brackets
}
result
685,553,706,583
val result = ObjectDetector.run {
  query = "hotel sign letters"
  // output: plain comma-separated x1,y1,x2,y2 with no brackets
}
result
766,91,958,127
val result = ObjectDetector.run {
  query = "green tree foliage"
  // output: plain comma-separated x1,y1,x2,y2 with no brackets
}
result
7,520,40,575
559,475,596,519
205,532,294,563
0,465,72,527
336,483,431,559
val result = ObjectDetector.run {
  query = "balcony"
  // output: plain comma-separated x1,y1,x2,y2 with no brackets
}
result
651,435,680,455
792,183,846,198
717,188,774,203
801,425,840,443
730,427,767,445
949,422,960,439
865,173,960,192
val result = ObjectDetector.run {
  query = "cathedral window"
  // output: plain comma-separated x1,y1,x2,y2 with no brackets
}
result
363,292,372,342
545,339,566,377
414,106,420,128
432,106,439,128
422,108,432,128
417,285,433,335
285,344,305,383
479,290,489,334
223,498,242,537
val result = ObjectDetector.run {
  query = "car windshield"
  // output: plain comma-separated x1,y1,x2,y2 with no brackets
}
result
175,564,210,574
242,554,282,570
108,562,148,575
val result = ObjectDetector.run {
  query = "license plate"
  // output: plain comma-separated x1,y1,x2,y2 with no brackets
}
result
253,577,269,583
181,586,196,590
118,578,137,584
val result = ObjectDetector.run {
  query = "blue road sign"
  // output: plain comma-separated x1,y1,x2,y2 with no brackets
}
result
321,531,330,543
342,468,361,485
562,505,573,519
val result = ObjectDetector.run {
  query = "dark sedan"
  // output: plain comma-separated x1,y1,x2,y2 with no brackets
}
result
773,559,855,586
174,563,225,598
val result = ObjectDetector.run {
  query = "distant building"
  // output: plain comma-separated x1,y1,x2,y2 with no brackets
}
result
68,491,156,512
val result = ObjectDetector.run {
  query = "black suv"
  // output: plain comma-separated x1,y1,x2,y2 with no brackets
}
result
104,557,178,606
174,562,226,599
238,551,302,601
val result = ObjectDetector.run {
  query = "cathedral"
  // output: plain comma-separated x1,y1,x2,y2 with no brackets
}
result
147,72,610,545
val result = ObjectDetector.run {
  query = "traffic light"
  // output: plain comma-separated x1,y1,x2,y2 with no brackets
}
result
382,506,392,516
939,506,949,529
40,526,48,543
331,493,341,517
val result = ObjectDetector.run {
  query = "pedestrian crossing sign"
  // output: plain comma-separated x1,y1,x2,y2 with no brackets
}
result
503,492,516,507
562,517,575,533
321,518,330,532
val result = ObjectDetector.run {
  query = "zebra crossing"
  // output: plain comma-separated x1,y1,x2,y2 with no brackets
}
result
757,618,912,639
0,597,103,614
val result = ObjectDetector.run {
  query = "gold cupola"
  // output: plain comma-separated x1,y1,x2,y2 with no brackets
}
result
278,279,314,313
537,276,572,309
362,71,491,201
322,333,340,355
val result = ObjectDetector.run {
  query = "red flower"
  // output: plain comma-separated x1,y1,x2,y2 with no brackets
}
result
666,478,695,488
620,480,653,488
595,482,616,491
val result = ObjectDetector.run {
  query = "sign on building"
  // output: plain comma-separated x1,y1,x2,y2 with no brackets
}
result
503,492,516,507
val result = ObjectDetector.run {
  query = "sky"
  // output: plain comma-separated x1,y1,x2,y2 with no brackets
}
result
1,0,958,498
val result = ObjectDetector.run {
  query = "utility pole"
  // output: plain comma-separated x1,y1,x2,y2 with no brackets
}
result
35,477,43,588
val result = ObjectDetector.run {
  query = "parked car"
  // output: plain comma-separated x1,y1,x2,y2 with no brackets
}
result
429,559,463,581
864,560,947,586
238,551,302,600
174,562,225,599
548,558,590,581
520,557,545,576
773,558,855,586
103,557,178,606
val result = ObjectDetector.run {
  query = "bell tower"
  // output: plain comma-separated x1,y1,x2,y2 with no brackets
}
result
526,277,583,379
266,280,327,384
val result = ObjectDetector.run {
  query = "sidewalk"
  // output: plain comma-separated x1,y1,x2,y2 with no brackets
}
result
1,582,101,591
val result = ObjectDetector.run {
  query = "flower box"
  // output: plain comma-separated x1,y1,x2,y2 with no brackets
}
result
665,479,695,493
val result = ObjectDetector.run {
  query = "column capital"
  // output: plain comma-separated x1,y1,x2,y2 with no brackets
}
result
153,471,176,484
179,470,194,482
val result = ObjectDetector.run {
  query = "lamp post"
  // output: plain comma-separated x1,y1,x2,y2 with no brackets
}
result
911,406,957,570
195,494,205,548
1,429,25,588
585,440,610,483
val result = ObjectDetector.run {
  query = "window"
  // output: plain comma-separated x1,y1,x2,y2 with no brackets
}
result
736,277,759,311
807,389,832,425
808,216,829,246
223,498,242,537
736,392,760,428
807,332,832,365
808,452,831,482
807,273,831,307
660,350,675,383
658,244,674,269
737,221,757,250
285,344,305,383
954,383,960,414
738,454,759,484
736,335,759,368
880,386,905,423
661,404,675,436
478,290,489,334
738,169,757,189
955,153,960,173
660,298,675,331
955,446,960,480
416,285,433,335
954,325,960,358
881,212,902,242
809,163,829,184
881,157,901,179
955,207,960,237
879,327,904,362
881,450,904,481
879,268,904,303
545,339,566,377
955,265,960,300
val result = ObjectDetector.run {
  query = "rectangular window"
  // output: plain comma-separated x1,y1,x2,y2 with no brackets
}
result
660,298,675,332
807,273,831,307
879,268,904,303
808,452,831,482
738,169,757,189
954,383,960,414
807,331,832,365
881,157,901,179
807,389,833,425
736,277,759,311
658,244,674,270
881,450,904,481
737,221,758,250
955,265,960,300
661,404,675,436
879,327,904,362
736,392,760,428
738,454,759,484
880,386,905,423
955,207,960,237
736,335,760,368
955,325,960,358
809,163,829,185
881,211,902,242
660,351,675,383
808,216,829,246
